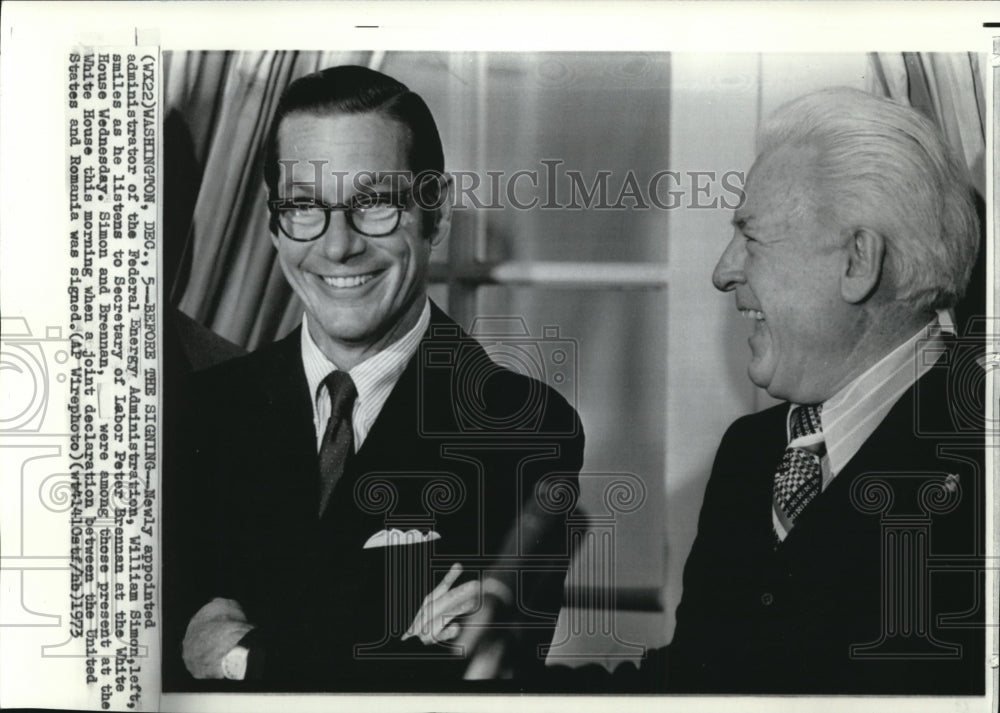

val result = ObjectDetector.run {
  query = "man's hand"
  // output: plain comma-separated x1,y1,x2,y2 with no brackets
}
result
182,598,255,679
402,562,481,645
400,561,516,679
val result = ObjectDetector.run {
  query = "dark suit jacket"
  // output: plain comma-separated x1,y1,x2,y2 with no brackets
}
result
164,303,584,691
543,341,985,694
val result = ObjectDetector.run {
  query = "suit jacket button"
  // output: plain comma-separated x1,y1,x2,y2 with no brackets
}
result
761,592,774,606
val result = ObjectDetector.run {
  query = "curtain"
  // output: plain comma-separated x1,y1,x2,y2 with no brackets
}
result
868,52,985,193
867,52,987,334
166,51,370,349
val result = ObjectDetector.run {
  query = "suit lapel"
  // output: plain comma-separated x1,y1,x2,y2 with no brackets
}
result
330,304,478,546
354,302,455,459
323,305,450,541
248,327,320,521
353,339,422,468
347,302,455,484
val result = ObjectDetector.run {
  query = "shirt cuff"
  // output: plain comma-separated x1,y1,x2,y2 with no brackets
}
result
181,597,255,679
221,645,249,680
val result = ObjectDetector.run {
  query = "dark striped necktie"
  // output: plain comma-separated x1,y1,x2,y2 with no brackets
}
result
772,404,825,545
318,371,357,518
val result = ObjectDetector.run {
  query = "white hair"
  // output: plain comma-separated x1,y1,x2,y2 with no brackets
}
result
757,87,980,312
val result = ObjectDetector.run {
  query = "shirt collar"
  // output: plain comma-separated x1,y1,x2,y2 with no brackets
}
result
301,299,431,413
788,309,953,488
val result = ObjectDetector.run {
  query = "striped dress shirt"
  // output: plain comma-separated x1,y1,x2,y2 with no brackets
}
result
791,311,954,491
300,299,431,451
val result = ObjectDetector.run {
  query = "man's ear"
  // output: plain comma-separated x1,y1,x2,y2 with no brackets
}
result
840,227,885,304
428,173,453,248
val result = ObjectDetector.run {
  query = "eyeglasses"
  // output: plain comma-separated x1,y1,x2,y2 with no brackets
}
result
267,190,411,241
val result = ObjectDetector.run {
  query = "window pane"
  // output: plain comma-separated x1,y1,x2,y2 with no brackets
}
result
382,51,674,265
479,53,672,264
476,286,667,595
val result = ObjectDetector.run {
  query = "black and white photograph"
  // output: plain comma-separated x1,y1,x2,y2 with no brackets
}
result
159,48,990,696
0,2,995,711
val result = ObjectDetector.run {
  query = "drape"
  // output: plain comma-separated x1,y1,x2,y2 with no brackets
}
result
867,52,986,334
167,51,371,348
868,52,985,193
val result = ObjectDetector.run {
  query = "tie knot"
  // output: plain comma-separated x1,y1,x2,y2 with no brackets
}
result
322,371,357,420
790,404,823,440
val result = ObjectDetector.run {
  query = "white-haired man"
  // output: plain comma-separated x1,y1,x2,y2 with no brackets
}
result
534,87,985,694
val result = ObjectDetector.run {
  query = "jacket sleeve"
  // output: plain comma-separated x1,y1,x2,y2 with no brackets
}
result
482,377,586,677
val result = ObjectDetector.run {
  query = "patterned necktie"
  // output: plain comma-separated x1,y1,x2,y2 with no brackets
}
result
772,404,825,545
318,371,358,517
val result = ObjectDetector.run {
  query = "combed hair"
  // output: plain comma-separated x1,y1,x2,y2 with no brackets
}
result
263,65,445,232
757,87,979,312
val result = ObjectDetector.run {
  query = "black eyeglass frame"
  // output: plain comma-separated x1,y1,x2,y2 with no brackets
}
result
267,190,411,242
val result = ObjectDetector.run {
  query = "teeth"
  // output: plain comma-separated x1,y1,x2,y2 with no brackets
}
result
322,273,374,288
740,309,765,321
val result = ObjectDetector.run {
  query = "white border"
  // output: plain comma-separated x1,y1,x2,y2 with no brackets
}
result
1,2,996,712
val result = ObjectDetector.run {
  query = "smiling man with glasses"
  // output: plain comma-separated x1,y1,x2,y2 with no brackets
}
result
168,65,584,692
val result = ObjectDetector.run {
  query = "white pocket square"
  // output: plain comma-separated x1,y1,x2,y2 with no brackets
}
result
363,528,442,549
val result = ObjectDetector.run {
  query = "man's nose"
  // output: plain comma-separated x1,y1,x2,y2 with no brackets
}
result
711,235,746,292
317,213,364,262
